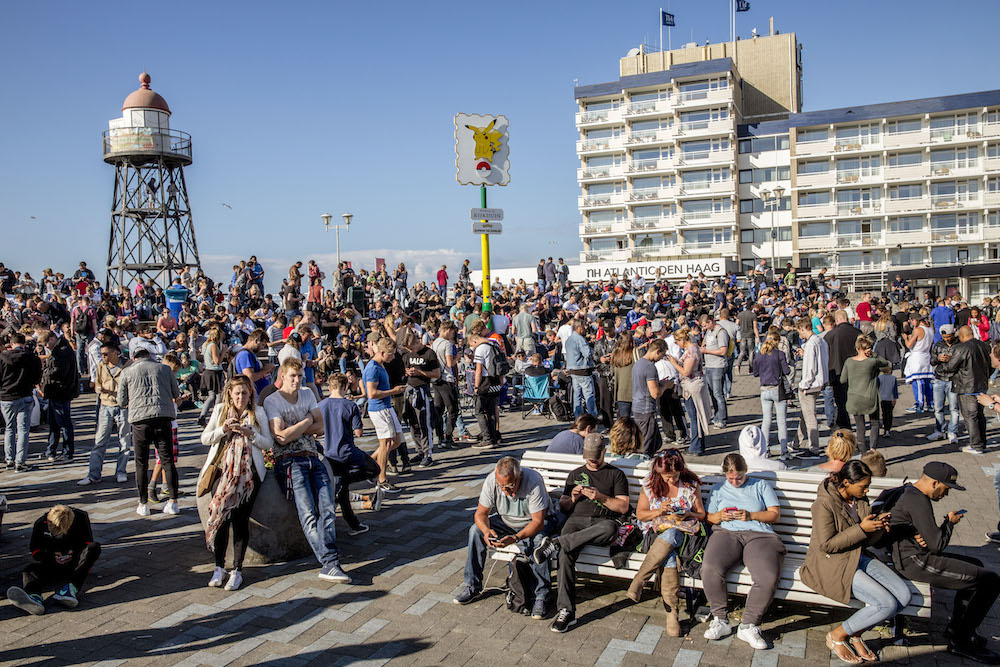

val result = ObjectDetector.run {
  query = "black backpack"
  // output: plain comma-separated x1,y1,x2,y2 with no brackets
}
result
677,523,710,579
548,396,572,421
504,556,536,615
868,482,908,548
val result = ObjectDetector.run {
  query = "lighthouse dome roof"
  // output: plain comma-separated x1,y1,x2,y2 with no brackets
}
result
122,72,170,114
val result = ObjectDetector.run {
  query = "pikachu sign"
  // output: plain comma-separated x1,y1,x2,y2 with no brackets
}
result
454,114,510,186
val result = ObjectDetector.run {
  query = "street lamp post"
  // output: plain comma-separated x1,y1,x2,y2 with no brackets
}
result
321,212,353,267
759,186,785,273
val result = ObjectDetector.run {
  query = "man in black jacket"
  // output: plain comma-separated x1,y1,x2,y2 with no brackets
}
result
38,331,79,462
0,333,42,471
825,310,862,428
928,325,960,444
936,326,991,454
885,462,1000,663
6,505,100,615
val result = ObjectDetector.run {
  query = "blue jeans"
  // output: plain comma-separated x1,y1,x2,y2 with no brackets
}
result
704,367,727,425
655,527,687,568
760,389,788,455
842,555,912,635
684,397,704,455
75,333,93,375
724,356,734,399
46,399,74,458
932,379,960,436
277,456,340,567
822,385,836,429
2,396,33,465
464,514,553,600
570,374,597,418
89,405,132,480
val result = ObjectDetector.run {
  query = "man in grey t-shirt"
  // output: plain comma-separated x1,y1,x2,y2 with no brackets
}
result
699,314,729,428
454,457,554,618
512,305,538,355
632,339,671,457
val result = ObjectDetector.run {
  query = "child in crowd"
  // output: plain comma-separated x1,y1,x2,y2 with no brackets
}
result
876,365,898,437
860,449,887,477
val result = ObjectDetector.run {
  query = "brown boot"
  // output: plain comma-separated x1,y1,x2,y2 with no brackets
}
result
661,565,682,636
626,538,673,602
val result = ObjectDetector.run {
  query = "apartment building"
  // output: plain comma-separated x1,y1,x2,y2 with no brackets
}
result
576,31,1000,298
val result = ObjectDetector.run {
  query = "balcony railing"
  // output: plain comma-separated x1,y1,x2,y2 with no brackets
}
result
678,179,732,195
577,136,624,153
930,193,981,209
577,164,626,181
575,107,624,126
624,99,672,116
884,128,930,147
679,210,733,227
836,168,881,184
681,240,737,254
578,192,626,208
930,228,985,242
795,171,832,188
579,222,616,235
674,88,731,107
626,128,673,145
836,201,882,216
676,119,731,136
837,233,884,248
629,187,676,202
628,157,676,173
630,216,675,230
102,127,192,164
796,202,836,218
580,249,633,263
678,149,732,165
795,137,836,156
884,163,930,181
633,245,679,259
930,160,981,175
985,156,1000,172
930,126,980,141
833,136,882,152
884,195,931,213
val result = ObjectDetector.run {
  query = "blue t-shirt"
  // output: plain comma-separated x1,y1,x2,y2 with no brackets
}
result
706,477,779,534
234,349,268,396
318,397,364,463
930,306,955,342
363,360,391,412
301,340,316,384
546,430,584,455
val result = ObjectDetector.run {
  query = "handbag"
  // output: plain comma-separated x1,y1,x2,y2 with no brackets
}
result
777,373,793,402
196,442,226,497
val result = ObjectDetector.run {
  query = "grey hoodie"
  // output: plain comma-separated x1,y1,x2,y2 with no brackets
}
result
118,357,179,423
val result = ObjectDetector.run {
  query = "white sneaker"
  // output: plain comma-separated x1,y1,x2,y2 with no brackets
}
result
926,431,944,440
163,500,180,515
948,433,959,444
136,503,150,517
116,473,128,483
736,623,768,650
224,570,243,591
77,477,97,486
704,616,732,640
208,566,227,588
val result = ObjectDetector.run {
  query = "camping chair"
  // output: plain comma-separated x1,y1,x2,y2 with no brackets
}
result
520,373,551,419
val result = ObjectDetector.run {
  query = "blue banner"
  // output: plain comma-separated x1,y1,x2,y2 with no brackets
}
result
736,0,750,11
661,10,675,26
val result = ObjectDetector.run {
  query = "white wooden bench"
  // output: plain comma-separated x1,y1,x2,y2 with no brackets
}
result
492,450,932,618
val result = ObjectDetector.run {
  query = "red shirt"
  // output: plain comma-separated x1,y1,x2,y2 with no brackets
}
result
856,302,872,322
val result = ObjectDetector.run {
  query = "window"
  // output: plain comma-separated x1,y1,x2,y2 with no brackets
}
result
798,128,828,143
740,229,755,244
630,120,663,132
888,152,922,167
590,238,618,251
989,177,1000,193
740,166,790,183
889,184,923,200
586,183,620,195
931,146,979,167
685,228,732,245
887,118,922,134
930,112,979,138
741,196,790,214
588,210,618,223
889,216,924,232
678,78,727,93
584,101,620,111
987,111,1000,125
798,191,830,206
797,160,829,175
737,135,788,153
632,176,662,190
633,204,673,220
739,169,753,184
890,248,925,266
800,253,832,269
838,219,881,236
800,222,831,237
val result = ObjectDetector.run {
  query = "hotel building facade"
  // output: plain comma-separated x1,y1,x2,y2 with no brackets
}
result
575,31,1000,299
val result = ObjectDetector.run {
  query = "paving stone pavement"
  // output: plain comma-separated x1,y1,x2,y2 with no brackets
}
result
0,369,999,665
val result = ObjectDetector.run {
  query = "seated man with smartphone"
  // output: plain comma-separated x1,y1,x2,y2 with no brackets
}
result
532,433,630,633
454,456,555,619
884,462,1000,664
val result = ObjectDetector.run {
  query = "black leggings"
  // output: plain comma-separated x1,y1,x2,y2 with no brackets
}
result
133,417,177,503
213,482,260,570
329,454,381,530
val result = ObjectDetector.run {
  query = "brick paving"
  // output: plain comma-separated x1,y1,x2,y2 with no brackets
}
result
1,368,999,665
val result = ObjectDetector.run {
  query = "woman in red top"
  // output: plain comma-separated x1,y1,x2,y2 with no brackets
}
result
971,306,991,341
307,261,324,307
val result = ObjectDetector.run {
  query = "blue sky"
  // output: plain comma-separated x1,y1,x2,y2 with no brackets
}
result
2,0,998,292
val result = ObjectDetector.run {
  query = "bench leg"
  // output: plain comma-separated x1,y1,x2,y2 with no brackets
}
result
890,616,908,646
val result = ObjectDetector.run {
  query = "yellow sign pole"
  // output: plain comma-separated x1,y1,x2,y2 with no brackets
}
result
480,184,492,317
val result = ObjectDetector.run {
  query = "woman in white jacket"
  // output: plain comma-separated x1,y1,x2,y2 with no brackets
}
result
198,375,272,591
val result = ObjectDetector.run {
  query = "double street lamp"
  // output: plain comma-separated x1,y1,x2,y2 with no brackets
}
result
322,212,353,267
759,186,785,272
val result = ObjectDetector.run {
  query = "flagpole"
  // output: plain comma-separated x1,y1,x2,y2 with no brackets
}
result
667,1,671,50
659,7,663,52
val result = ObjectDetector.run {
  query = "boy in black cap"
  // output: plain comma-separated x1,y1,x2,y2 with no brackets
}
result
885,461,1000,663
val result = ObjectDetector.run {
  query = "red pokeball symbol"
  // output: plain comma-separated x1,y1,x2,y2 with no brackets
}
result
476,161,492,175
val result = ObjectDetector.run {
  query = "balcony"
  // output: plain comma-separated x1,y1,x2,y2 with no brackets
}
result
884,196,931,213
795,170,832,188
628,157,676,174
884,164,930,181
629,186,676,202
930,228,986,242
985,191,1000,207
796,234,839,251
580,248,634,263
929,160,981,178
575,107,624,127
576,136,625,155
931,193,982,210
676,119,732,138
630,216,677,231
985,156,1000,172
624,99,673,118
578,192,626,209
930,126,983,143
680,240,738,255
102,127,192,165
984,120,1000,138
796,202,836,219
626,128,673,146
633,245,681,260
794,137,836,157
679,210,734,227
673,88,732,109
579,221,616,236
677,179,733,196
837,233,885,248
677,149,733,166
884,129,930,148
836,201,883,216
832,136,882,153
577,164,626,183
835,168,881,185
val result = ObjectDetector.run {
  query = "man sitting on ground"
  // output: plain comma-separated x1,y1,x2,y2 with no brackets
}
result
545,414,598,455
454,456,555,619
7,505,100,615
533,433,630,632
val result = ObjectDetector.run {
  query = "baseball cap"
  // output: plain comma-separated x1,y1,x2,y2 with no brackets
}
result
650,319,664,333
582,433,606,460
922,461,965,491
939,324,955,335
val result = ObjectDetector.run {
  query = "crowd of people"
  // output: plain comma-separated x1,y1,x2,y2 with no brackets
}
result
2,256,1000,662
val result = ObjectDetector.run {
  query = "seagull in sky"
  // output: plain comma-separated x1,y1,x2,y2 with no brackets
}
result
220,203,232,210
